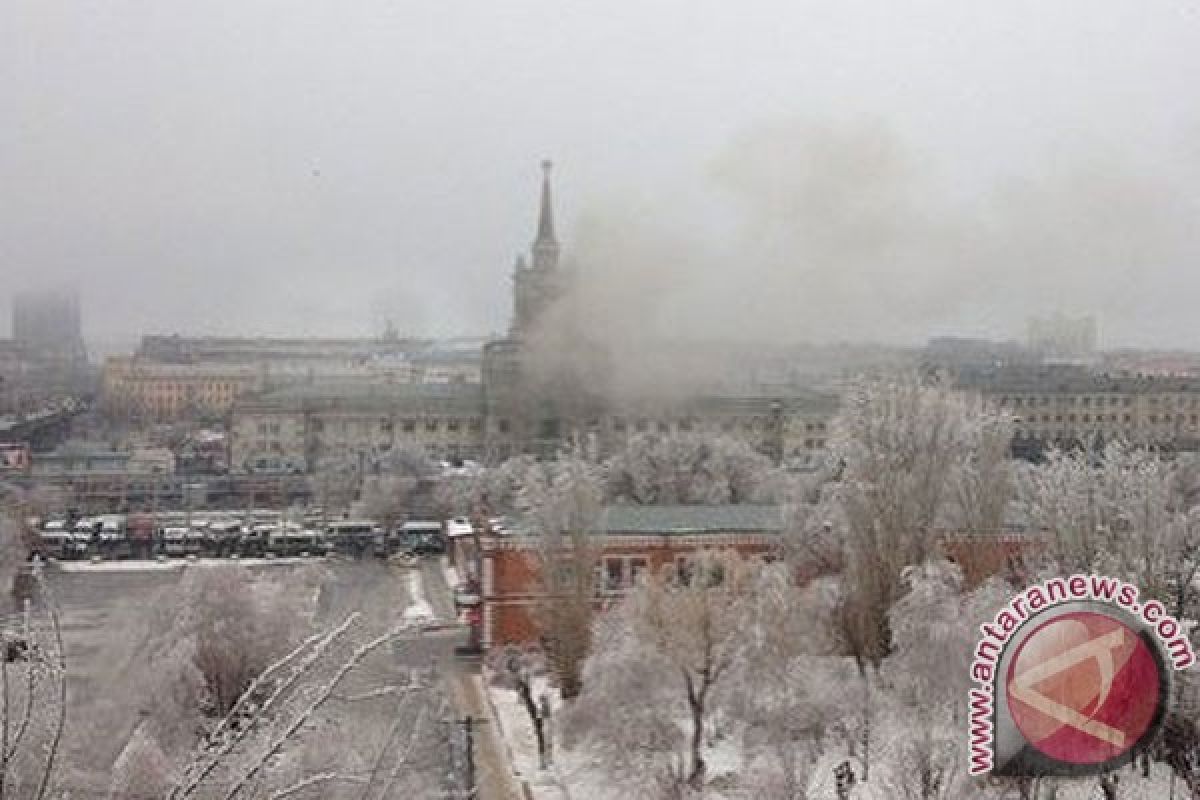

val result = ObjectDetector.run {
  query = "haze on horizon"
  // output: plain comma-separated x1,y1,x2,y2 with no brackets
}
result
2,1,1199,354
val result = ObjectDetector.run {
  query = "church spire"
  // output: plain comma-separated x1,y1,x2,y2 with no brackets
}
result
532,159,560,269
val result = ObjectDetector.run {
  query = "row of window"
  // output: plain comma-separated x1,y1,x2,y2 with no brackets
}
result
997,394,1200,409
1017,413,1199,426
569,553,752,592
310,417,490,435
606,417,826,434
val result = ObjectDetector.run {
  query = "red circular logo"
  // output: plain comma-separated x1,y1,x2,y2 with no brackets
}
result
1005,611,1163,766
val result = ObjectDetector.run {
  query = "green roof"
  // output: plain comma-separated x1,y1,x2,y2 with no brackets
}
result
596,504,784,535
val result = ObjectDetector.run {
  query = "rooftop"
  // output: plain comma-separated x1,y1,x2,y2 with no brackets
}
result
508,504,785,537
597,504,784,534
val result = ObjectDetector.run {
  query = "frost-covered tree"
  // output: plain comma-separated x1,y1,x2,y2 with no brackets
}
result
605,432,783,505
724,565,843,800
168,612,452,800
880,560,1013,800
1021,440,1200,618
824,376,1013,780
490,644,554,769
152,565,305,718
0,557,67,800
359,446,436,529
568,550,759,791
434,454,537,518
517,455,604,698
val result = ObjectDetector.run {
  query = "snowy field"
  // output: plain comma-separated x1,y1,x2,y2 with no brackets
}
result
486,674,1186,800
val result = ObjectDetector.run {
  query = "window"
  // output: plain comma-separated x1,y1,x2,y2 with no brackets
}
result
657,420,669,433
604,558,625,591
447,418,461,432
402,419,416,433
674,556,724,587
636,419,649,433
426,419,439,432
498,419,511,434
678,418,693,432
612,417,627,433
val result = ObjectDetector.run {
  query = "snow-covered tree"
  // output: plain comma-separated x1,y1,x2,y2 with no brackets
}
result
0,558,68,800
434,454,537,518
155,565,306,718
605,432,783,505
724,565,844,800
823,376,1013,780
569,550,759,791
879,560,1014,800
168,612,452,800
517,454,605,698
1021,440,1200,618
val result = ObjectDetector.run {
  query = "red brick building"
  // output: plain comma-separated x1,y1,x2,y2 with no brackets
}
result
480,504,785,648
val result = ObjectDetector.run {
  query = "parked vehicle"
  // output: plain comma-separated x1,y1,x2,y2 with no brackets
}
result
327,520,382,557
37,527,89,560
389,520,445,557
162,527,206,557
268,524,328,556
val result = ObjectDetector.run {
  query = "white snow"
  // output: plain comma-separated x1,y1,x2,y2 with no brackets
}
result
402,568,435,622
483,670,570,800
53,556,318,572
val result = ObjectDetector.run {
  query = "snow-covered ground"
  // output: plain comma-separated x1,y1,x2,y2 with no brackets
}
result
402,567,435,622
485,674,1186,800
53,556,321,572
485,671,572,799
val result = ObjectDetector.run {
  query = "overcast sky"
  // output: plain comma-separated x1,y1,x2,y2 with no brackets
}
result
2,1,1199,353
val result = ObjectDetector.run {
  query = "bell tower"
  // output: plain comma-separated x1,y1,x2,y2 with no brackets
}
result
511,160,565,335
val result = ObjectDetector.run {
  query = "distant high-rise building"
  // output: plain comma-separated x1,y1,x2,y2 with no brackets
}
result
1026,312,1097,364
12,288,87,366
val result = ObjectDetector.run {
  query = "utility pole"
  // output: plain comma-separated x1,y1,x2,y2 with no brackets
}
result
463,715,475,795
443,714,481,799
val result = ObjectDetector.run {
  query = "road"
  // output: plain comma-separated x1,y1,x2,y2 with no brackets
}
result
397,557,523,800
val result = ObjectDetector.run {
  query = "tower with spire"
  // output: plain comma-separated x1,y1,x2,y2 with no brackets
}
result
511,159,566,335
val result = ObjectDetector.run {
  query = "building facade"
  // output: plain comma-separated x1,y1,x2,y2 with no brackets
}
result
102,357,264,421
964,366,1200,453
479,504,785,648
228,162,840,473
229,382,487,473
